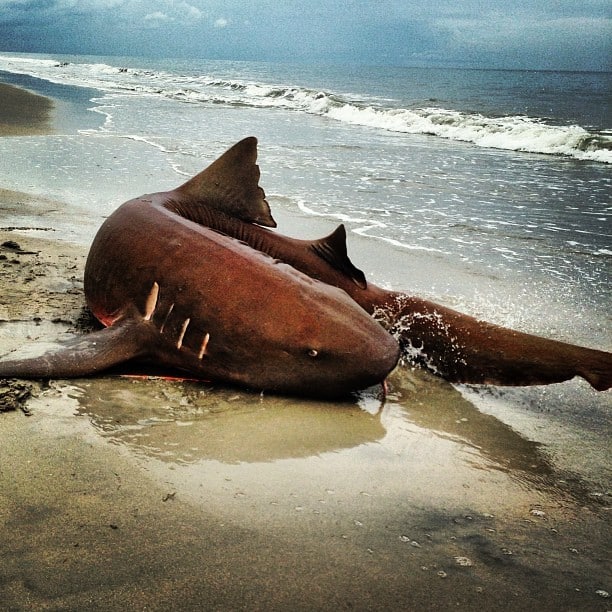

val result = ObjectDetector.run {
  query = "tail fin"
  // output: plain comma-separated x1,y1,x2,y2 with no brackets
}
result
379,292,612,392
0,319,150,380
579,355,612,391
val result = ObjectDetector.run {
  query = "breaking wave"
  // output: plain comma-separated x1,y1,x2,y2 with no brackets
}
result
1,54,610,163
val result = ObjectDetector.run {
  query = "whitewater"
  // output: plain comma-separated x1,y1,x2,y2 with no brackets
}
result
0,53,610,163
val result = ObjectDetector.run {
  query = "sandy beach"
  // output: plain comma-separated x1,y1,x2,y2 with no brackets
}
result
1,83,611,611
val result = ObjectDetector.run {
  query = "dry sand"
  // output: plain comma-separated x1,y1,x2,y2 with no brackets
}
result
0,84,610,611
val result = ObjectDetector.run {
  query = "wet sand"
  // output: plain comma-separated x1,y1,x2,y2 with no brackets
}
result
0,82,54,136
1,87,611,610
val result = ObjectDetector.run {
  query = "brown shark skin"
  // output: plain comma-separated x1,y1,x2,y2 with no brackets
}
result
165,141,611,392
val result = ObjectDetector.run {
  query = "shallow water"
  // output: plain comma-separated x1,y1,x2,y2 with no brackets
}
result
19,368,593,515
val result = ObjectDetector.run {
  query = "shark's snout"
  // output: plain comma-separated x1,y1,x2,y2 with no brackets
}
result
337,326,400,394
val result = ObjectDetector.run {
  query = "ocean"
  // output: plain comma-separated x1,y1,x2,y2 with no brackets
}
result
0,52,610,470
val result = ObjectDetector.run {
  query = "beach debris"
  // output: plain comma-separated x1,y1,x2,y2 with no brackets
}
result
454,556,474,567
530,508,546,517
399,535,422,548
1,240,38,255
0,380,34,415
1,240,20,250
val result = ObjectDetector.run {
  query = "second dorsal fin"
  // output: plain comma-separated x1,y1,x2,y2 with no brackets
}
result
311,224,367,289
176,137,277,228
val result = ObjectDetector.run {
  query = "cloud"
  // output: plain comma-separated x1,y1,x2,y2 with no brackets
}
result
0,0,203,22
178,1,203,21
432,13,612,69
143,11,172,28
0,1,609,70
144,11,169,23
142,1,203,24
27,0,126,10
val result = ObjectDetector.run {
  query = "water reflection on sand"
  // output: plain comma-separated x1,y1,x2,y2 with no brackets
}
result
64,366,575,515
71,376,386,464
7,364,611,610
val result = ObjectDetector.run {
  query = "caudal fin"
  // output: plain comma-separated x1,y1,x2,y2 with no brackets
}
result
379,292,612,392
579,353,612,391
0,319,150,380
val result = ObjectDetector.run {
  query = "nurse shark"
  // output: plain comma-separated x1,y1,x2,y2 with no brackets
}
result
0,137,610,394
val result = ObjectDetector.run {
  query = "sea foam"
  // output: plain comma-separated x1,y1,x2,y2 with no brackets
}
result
1,54,609,164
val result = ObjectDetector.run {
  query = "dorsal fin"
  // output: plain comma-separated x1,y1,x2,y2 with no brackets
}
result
311,224,367,289
176,137,277,228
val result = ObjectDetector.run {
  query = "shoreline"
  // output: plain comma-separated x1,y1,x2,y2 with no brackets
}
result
0,81,55,136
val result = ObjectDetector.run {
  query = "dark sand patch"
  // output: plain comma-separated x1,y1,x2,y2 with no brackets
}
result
0,82,54,136
0,230,86,322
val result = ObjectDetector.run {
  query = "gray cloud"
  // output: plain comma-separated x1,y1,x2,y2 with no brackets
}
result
0,0,609,70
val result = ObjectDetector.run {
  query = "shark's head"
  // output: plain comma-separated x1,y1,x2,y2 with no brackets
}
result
194,271,400,398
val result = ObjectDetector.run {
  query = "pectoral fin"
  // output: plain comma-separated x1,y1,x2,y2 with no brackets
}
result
0,319,152,380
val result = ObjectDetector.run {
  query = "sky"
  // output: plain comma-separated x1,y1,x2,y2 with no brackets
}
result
0,0,610,71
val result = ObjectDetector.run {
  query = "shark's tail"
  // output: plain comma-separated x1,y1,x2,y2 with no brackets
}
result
376,292,611,391
577,358,612,392
0,319,150,380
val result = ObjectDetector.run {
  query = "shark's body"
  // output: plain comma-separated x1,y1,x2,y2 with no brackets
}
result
192,202,611,391
0,137,610,394
81,193,399,397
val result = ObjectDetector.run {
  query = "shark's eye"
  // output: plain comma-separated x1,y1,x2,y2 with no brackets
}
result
308,349,319,358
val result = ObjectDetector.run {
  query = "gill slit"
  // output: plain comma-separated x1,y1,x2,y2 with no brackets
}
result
160,303,174,334
144,282,160,321
198,333,210,360
176,318,190,349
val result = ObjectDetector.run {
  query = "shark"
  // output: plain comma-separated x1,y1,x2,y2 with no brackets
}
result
0,137,610,394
